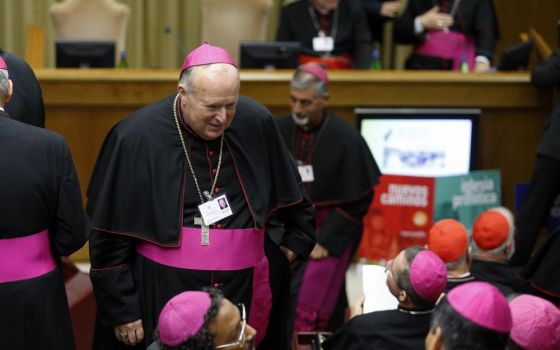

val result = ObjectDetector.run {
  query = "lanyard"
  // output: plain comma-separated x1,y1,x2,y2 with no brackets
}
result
291,113,330,164
307,1,339,40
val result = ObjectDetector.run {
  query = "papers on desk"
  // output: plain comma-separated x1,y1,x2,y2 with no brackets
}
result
362,264,398,313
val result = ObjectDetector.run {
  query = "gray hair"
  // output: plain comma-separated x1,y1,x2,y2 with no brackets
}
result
0,69,10,98
178,67,197,95
290,68,328,97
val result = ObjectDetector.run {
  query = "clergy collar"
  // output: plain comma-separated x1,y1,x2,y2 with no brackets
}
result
397,305,435,315
473,255,508,265
299,110,328,132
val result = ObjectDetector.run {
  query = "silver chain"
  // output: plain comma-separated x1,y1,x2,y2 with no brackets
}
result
172,93,224,204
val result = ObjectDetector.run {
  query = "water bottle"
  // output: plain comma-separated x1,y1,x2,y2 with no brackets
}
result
117,50,128,69
370,47,382,71
460,54,469,73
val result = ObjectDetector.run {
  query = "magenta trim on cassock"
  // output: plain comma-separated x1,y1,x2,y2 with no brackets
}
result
294,207,353,331
0,229,56,283
415,30,476,71
137,227,272,346
248,256,272,345
137,227,264,271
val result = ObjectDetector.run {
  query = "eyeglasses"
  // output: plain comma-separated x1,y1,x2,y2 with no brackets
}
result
215,303,247,349
384,259,394,277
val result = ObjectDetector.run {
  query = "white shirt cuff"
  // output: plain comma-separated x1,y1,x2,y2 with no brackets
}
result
414,17,424,35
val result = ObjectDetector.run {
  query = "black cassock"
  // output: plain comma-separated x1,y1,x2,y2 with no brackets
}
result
87,95,315,349
275,112,380,332
471,258,524,296
0,49,45,127
322,308,433,350
0,112,88,349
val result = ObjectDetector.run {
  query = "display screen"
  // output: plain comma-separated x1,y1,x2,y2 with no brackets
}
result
356,108,479,177
56,39,115,68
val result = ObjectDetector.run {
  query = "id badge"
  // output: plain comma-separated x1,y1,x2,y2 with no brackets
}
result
198,194,233,225
312,36,334,52
298,164,315,183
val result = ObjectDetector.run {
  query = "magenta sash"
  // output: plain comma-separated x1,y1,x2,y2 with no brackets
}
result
137,227,271,345
294,207,354,331
0,229,56,283
415,30,475,71
137,228,264,270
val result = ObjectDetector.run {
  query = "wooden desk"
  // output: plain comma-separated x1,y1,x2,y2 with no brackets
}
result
36,69,552,259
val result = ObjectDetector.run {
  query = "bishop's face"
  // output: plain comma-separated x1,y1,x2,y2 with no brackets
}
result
289,87,328,129
386,251,407,299
179,64,240,141
209,299,257,349
312,0,340,15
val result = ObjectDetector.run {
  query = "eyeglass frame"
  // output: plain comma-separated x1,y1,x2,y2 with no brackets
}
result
384,258,404,290
215,303,247,349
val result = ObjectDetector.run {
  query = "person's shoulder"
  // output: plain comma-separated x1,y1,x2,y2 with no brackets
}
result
235,95,273,123
274,114,293,126
327,113,363,140
114,95,174,134
1,50,27,66
2,115,67,148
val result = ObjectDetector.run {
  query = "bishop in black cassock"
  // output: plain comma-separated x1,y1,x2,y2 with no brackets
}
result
87,44,315,349
323,247,447,350
0,49,45,127
274,63,380,333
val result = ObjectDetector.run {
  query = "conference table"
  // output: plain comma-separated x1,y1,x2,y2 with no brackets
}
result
36,69,553,260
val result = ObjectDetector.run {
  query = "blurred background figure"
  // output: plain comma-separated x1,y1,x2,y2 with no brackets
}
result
274,62,380,334
510,47,560,264
276,0,373,69
362,0,402,44
509,46,560,305
425,282,512,350
393,0,500,72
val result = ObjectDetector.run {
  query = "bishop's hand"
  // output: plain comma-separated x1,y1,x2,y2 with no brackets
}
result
114,319,144,346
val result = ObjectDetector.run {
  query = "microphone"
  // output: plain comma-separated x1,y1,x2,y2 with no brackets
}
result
164,25,188,57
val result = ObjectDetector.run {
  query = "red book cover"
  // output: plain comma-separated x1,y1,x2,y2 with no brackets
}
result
358,175,435,263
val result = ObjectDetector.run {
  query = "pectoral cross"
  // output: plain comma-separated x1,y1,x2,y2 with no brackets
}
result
194,217,210,246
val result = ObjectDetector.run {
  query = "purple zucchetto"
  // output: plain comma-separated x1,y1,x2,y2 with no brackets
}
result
181,43,236,72
509,294,560,350
409,250,447,302
298,62,329,85
0,57,7,71
447,282,512,333
157,291,212,346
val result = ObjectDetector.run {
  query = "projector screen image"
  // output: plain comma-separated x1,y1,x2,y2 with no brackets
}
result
356,108,479,177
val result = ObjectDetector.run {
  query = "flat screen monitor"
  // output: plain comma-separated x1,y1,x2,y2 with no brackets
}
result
497,39,534,71
56,39,115,68
239,41,301,69
356,108,479,177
